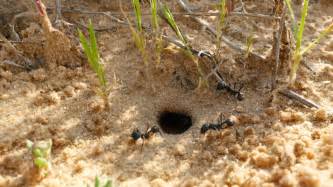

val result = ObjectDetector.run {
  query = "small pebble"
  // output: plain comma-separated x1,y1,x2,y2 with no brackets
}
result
322,134,333,145
313,109,327,121
35,116,48,125
279,111,305,123
0,70,13,81
31,69,47,81
252,153,277,168
63,85,75,97
294,141,305,157
174,144,186,156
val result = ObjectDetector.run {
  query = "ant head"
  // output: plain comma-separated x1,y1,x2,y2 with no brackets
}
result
200,124,210,134
216,82,226,90
236,92,244,101
224,119,235,127
150,126,160,133
131,129,141,141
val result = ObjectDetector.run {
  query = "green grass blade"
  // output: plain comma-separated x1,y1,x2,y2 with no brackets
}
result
78,30,93,67
78,23,107,88
95,177,100,187
87,21,106,87
132,0,142,32
301,22,333,55
218,0,226,30
160,4,187,44
151,0,159,32
245,34,254,58
285,0,297,37
216,0,226,51
103,180,112,187
88,20,99,67
296,0,309,52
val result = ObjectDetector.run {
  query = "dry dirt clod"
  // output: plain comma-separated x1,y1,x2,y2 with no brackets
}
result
279,173,297,187
311,130,321,140
313,109,328,121
63,85,75,97
0,70,13,81
174,144,186,156
251,152,277,169
322,134,333,145
30,68,47,81
35,116,48,125
297,167,320,187
294,141,306,157
279,111,305,123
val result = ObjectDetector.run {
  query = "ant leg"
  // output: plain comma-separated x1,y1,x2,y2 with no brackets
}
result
141,138,145,152
218,113,225,124
238,84,244,92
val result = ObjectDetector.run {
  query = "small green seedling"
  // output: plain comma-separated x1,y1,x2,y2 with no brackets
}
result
92,177,112,187
160,4,188,46
151,0,163,65
26,139,52,170
216,0,227,54
159,4,205,88
129,0,148,65
285,0,333,85
78,20,109,108
245,34,254,58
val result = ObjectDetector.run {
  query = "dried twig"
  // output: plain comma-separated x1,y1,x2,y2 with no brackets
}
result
53,7,280,20
177,0,266,62
271,9,286,90
279,89,320,109
55,0,62,23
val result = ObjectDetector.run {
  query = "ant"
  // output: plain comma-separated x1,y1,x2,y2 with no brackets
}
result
217,81,244,101
213,70,244,101
131,125,162,150
200,115,235,134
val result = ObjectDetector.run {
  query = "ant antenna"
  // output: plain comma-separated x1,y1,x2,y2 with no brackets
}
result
218,113,225,124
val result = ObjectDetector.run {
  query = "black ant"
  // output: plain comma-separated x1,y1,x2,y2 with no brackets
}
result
131,125,161,150
212,69,244,101
200,116,235,134
217,81,244,101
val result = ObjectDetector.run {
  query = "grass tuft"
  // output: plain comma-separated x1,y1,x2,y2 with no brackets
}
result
78,20,109,108
159,4,205,88
286,0,332,84
26,139,52,170
93,177,112,187
151,0,163,65
128,0,148,65
160,4,188,45
245,34,254,58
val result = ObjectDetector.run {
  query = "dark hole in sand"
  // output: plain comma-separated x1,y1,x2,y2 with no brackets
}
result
158,111,192,134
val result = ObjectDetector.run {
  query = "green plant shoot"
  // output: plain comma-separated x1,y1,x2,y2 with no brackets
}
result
245,34,254,58
151,0,162,65
216,0,226,53
78,20,107,90
132,0,143,32
94,177,112,187
160,5,187,45
26,139,52,169
285,0,333,84
128,0,148,65
151,0,159,32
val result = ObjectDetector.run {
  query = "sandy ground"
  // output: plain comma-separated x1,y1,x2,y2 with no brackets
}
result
0,0,333,186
